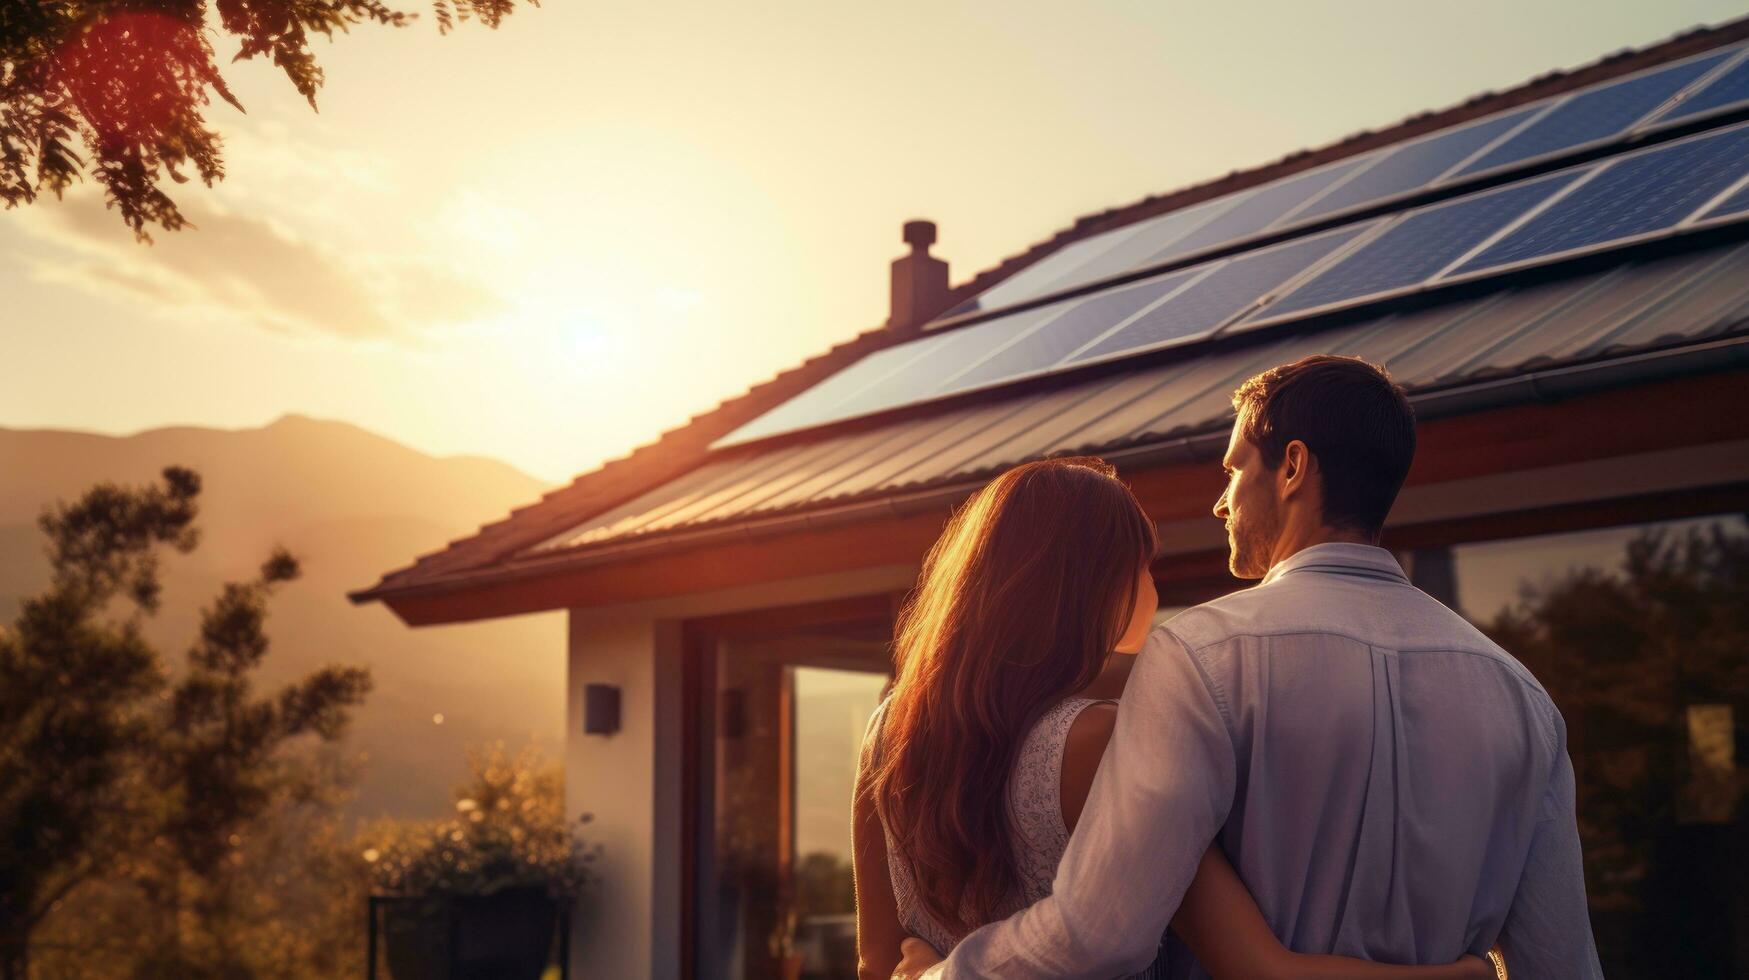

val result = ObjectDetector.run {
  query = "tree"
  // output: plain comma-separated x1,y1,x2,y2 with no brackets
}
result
27,744,372,979
0,466,371,980
0,0,532,242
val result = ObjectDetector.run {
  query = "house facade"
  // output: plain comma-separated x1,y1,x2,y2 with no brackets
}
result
353,20,1749,980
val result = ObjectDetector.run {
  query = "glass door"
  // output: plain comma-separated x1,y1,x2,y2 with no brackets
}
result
789,665,889,979
691,611,893,980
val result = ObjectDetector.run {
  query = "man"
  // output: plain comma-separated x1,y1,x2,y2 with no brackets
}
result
896,354,1601,979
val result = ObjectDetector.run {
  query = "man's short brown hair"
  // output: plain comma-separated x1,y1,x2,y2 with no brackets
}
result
1231,354,1416,537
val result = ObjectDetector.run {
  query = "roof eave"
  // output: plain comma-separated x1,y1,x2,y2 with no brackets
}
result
349,333,1749,623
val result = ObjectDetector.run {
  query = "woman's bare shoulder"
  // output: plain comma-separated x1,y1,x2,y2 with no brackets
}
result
1060,701,1118,834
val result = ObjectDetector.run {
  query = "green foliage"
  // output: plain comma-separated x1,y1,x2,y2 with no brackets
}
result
360,741,597,899
0,466,371,979
0,0,534,241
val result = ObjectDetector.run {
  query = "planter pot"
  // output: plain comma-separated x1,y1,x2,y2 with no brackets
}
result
380,888,560,980
381,896,450,980
455,887,559,980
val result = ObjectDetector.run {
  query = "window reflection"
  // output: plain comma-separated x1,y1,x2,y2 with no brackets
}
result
792,667,888,980
1446,514,1749,979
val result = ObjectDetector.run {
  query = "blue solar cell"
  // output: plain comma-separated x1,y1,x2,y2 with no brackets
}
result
942,229,1132,318
717,335,949,444
1657,51,1749,124
1260,171,1580,321
1293,106,1542,223
1069,226,1368,363
1149,158,1373,264
939,271,1200,394
1453,51,1732,179
933,197,1239,320
1698,178,1749,221
1051,197,1237,294
826,308,1056,420
1458,124,1749,275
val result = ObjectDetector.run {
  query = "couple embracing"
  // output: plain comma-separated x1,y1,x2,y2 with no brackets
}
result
853,355,1604,979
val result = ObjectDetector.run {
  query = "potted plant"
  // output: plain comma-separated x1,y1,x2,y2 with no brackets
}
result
365,744,597,980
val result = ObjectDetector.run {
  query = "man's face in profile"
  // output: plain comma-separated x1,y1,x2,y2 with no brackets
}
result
1213,414,1280,579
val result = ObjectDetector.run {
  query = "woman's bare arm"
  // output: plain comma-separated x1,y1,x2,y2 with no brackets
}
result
853,730,905,979
1063,704,1491,980
1174,848,1492,980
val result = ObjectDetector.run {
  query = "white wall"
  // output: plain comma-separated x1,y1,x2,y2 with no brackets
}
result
565,614,683,979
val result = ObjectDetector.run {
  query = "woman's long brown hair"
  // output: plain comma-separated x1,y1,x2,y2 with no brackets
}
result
866,456,1157,936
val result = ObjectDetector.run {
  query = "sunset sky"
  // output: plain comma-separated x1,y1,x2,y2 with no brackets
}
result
3,0,1740,484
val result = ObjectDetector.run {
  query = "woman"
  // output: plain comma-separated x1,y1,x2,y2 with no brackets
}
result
853,457,1497,980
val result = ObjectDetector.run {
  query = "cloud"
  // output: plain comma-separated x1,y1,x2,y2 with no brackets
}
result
379,259,508,328
12,189,506,342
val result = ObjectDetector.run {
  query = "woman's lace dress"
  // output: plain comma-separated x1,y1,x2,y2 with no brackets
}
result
866,697,1169,977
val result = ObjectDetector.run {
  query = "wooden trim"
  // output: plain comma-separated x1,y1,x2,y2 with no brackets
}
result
776,670,795,931
1380,481,1749,552
677,628,708,980
381,368,1749,625
1152,481,1749,606
684,593,895,641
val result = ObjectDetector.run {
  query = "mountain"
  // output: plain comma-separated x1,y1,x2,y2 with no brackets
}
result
0,413,567,820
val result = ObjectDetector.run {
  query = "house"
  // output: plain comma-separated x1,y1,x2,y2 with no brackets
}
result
352,18,1749,980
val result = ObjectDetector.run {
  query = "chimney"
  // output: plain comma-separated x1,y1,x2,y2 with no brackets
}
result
889,219,949,333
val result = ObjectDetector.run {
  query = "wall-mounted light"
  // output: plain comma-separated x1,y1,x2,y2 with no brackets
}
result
584,683,620,736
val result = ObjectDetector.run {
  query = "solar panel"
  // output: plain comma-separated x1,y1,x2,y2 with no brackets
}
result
1047,197,1240,296
1455,122,1749,275
716,336,950,445
825,306,1062,420
1451,51,1733,179
1292,106,1543,223
1151,157,1375,263
1653,48,1749,124
1256,171,1582,321
1069,225,1370,364
937,269,1206,395
1697,179,1749,221
937,231,1129,319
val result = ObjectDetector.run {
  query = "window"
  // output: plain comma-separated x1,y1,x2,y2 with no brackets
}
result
1445,513,1749,978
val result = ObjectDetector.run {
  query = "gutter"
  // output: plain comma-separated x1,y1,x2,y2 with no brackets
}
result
348,331,1749,607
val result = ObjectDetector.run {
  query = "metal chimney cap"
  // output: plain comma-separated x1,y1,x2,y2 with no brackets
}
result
902,219,937,250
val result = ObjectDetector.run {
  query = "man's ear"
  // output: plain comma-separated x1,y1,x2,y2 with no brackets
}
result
1281,440,1312,498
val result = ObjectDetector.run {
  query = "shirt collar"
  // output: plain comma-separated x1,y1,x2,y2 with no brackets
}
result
1260,542,1410,587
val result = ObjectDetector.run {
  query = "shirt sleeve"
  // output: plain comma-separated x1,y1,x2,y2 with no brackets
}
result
1496,704,1604,979
922,624,1237,979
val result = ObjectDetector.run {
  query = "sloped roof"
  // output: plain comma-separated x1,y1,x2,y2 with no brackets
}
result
351,15,1749,609
522,241,1749,556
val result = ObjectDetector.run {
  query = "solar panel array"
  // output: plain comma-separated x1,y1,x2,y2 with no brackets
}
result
941,45,1749,324
1249,122,1749,328
718,45,1749,449
1448,50,1734,179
